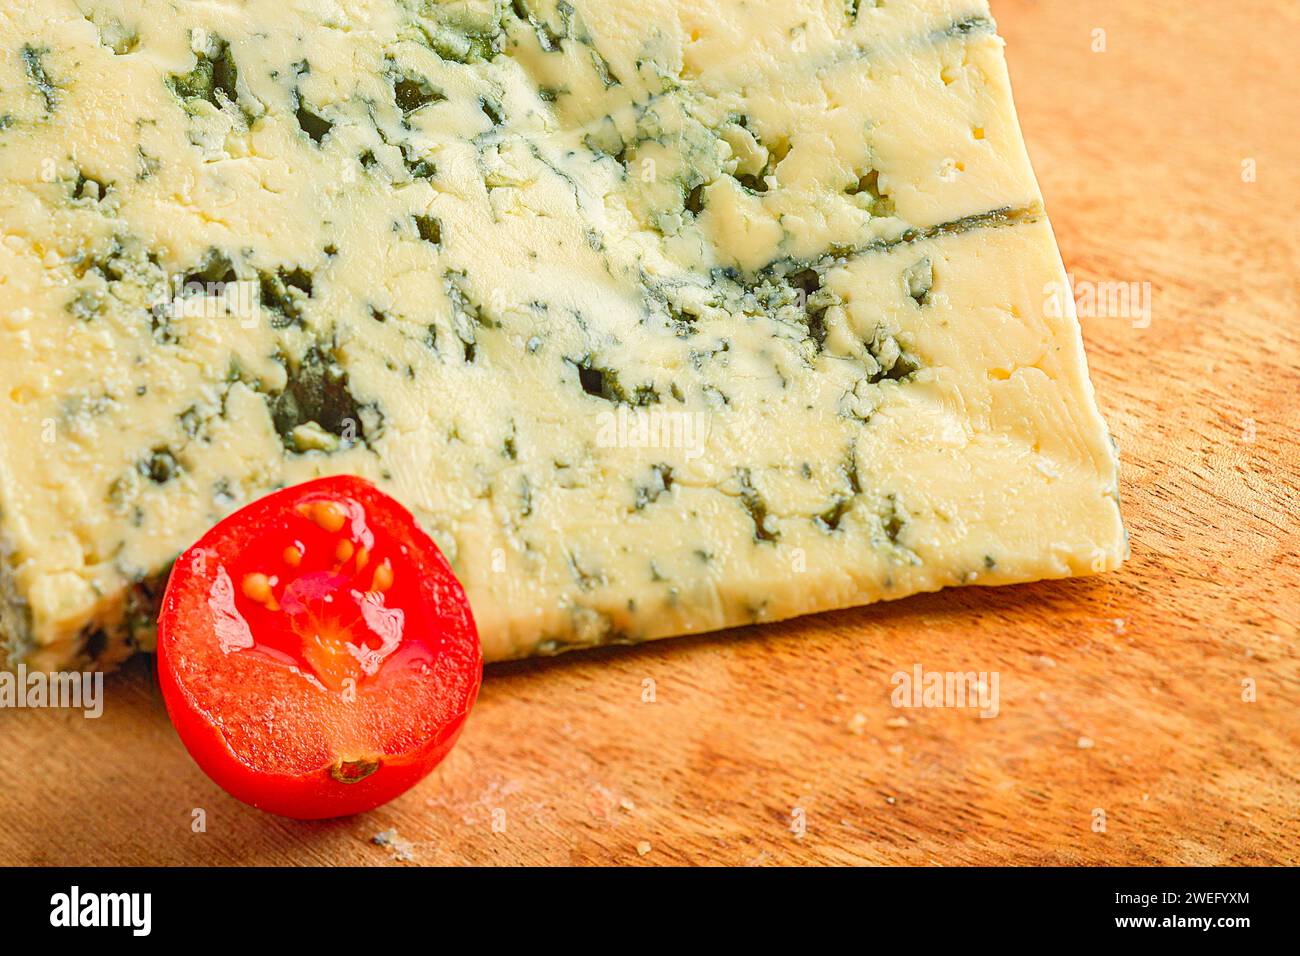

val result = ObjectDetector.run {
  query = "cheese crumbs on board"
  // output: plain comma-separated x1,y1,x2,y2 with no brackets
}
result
0,0,1124,671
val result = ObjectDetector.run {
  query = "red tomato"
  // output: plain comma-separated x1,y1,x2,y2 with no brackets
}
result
156,475,481,819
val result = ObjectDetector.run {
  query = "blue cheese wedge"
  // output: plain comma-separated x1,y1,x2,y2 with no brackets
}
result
0,0,1125,670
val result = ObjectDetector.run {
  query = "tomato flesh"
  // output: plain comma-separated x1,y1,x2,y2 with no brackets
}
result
156,476,482,819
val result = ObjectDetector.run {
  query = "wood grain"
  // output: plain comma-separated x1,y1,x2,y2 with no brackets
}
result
1,0,1296,866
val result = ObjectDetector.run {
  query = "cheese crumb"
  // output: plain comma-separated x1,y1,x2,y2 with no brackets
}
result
372,829,416,862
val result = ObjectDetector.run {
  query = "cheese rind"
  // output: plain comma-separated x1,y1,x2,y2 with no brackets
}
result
0,0,1124,669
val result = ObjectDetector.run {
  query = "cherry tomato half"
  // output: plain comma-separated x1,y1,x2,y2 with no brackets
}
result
156,475,481,819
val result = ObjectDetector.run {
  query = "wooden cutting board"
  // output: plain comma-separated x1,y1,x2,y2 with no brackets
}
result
2,0,1296,866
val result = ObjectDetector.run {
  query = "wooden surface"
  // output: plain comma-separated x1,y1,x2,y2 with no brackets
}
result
2,0,1297,866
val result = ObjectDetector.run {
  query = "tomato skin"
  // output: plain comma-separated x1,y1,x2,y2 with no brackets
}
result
155,658,474,819
156,476,482,820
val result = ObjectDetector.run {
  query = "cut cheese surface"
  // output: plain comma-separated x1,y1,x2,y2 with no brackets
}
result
0,0,1125,670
